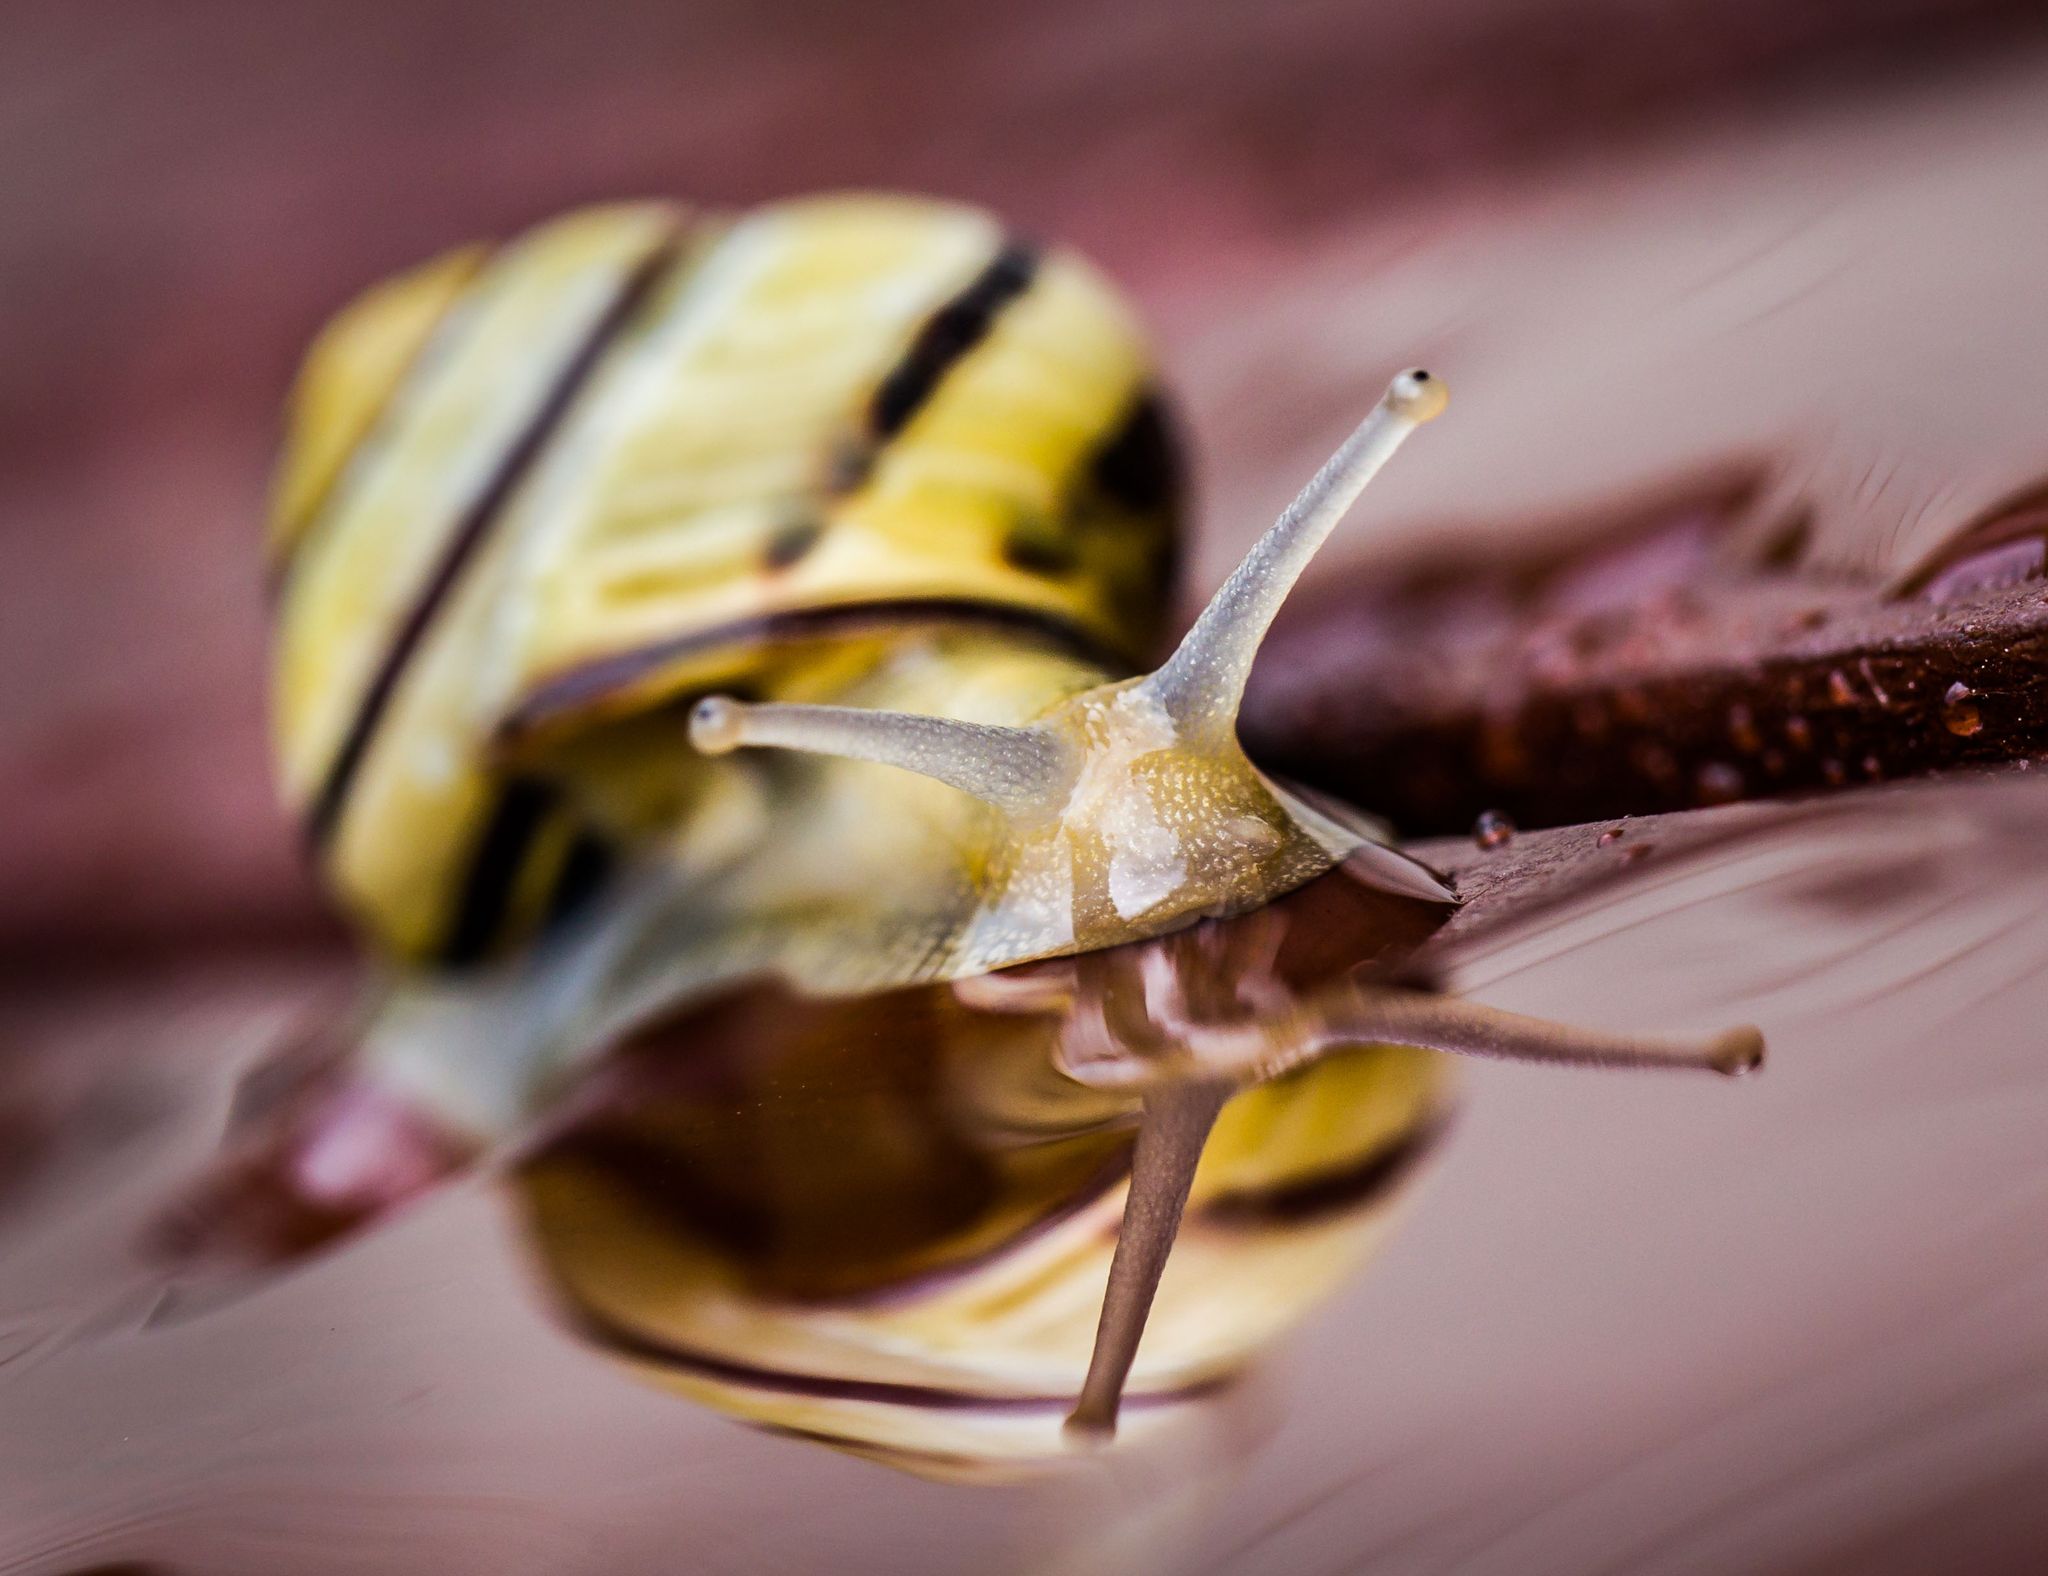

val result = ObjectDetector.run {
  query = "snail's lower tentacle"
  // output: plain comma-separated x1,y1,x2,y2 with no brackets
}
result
1066,1079,1230,1441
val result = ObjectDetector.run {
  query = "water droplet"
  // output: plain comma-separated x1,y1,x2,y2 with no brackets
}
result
1820,758,1847,787
1942,681,1984,737
1472,809,1516,850
1727,703,1761,754
1761,748,1788,777
1695,762,1744,804
1617,842,1654,867
1862,754,1884,779
1784,714,1813,750
1596,824,1626,847
1826,669,1856,706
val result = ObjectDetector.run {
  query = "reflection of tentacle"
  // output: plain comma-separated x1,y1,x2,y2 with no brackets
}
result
1067,1080,1229,1439
1110,985,1763,1088
1061,973,1761,1094
1284,985,1761,1079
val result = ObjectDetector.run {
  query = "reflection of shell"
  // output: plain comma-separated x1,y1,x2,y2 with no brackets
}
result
514,965,1449,1476
269,196,1179,964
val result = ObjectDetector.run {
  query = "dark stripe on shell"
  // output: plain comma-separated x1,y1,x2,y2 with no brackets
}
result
762,520,824,571
497,597,1133,744
749,1146,1136,1313
542,826,616,932
558,1292,1227,1414
268,247,494,594
1000,516,1080,576
1197,1117,1448,1228
437,776,558,966
1090,390,1180,515
305,229,685,849
867,241,1038,441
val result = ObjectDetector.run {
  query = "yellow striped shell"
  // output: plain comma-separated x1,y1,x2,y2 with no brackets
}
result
271,196,1177,965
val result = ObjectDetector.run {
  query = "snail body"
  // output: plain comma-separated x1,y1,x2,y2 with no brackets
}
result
258,193,1754,1468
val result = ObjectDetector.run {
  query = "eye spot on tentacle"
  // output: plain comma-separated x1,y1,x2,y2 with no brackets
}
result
689,696,745,754
1385,368,1448,423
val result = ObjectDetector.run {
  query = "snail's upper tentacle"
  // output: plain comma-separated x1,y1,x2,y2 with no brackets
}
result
1140,368,1446,742
688,695,1067,818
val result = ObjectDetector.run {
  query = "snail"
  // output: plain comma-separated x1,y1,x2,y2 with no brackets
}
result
249,193,1762,1470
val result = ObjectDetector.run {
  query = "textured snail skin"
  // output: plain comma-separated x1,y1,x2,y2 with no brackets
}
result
266,193,1454,1470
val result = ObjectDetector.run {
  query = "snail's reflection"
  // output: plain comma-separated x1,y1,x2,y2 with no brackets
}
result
511,849,1452,1476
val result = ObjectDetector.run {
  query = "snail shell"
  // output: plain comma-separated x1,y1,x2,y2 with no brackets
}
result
271,196,1177,966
